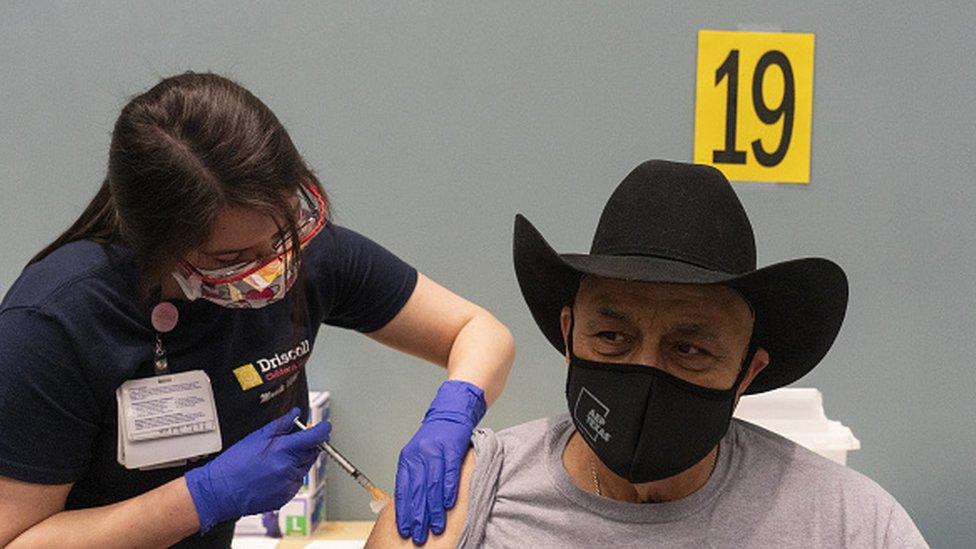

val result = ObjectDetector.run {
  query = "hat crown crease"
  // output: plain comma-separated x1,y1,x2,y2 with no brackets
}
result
588,246,741,274
591,160,757,275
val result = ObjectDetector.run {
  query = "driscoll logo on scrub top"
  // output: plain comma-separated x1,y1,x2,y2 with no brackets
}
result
256,340,311,374
232,339,311,391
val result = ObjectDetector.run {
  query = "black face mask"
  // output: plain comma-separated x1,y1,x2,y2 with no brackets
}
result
565,316,752,483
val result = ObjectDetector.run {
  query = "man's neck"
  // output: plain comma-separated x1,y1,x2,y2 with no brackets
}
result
562,431,718,504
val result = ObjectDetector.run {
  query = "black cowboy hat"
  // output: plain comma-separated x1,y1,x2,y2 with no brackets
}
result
513,160,848,394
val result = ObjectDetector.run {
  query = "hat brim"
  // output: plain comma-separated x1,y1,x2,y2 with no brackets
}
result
513,214,848,394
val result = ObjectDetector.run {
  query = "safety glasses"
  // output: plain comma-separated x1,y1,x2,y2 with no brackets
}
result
181,182,327,284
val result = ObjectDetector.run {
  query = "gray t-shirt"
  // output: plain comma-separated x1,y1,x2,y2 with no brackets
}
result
459,415,927,548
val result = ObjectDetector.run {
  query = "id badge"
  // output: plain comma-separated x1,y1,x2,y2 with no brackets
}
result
116,370,222,470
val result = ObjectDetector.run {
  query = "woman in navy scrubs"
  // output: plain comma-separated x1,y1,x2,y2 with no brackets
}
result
0,72,514,547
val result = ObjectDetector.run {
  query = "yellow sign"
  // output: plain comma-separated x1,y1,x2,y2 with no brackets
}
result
694,30,815,183
233,363,264,391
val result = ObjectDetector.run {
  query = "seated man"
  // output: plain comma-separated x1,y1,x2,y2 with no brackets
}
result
367,160,928,548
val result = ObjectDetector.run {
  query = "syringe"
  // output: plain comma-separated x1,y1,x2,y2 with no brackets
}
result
292,418,390,513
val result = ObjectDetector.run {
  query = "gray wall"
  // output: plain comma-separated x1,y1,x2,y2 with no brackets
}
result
2,2,973,546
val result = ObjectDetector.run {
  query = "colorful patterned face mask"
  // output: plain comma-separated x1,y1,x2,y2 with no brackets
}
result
171,183,326,309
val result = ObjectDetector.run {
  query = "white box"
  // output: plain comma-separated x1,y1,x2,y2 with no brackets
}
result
234,483,326,537
281,483,327,536
734,388,861,465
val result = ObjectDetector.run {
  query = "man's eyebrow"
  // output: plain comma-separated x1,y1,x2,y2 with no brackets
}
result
584,307,632,332
670,322,720,341
596,306,632,322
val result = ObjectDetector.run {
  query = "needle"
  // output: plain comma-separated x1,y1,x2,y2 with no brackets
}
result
292,417,390,513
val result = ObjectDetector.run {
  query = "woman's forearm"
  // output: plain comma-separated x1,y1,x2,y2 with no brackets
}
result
364,274,516,406
445,311,515,406
9,477,200,548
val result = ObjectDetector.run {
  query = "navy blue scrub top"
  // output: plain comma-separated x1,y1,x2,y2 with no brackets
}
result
0,224,417,541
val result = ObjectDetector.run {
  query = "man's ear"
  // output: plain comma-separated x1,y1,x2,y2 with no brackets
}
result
559,306,573,363
736,347,770,400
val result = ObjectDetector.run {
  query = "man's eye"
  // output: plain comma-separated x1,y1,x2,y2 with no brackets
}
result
596,331,626,344
676,342,707,356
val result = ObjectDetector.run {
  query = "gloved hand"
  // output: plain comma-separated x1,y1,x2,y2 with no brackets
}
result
185,407,331,533
395,380,486,544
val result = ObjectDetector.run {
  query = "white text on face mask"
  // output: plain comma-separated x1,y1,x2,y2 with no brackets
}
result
586,408,612,442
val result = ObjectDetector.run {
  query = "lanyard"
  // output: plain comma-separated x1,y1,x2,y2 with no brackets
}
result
154,334,169,375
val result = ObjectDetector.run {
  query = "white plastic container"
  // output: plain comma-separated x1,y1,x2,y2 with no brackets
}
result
733,388,860,465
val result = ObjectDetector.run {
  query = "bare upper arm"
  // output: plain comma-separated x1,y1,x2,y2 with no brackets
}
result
0,475,71,546
366,449,476,549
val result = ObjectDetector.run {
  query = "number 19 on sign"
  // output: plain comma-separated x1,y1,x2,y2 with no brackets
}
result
694,30,815,184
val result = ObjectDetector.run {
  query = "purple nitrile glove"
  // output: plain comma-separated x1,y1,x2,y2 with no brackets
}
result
395,380,487,545
184,407,331,533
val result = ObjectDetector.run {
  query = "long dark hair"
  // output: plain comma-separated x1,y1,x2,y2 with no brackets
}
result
30,72,329,295
31,72,329,415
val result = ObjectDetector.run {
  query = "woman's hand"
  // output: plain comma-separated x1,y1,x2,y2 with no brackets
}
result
394,381,486,545
184,407,331,533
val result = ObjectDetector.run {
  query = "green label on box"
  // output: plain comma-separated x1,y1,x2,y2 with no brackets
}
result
286,516,308,536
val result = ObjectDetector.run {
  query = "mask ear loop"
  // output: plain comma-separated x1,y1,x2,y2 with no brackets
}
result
563,308,578,404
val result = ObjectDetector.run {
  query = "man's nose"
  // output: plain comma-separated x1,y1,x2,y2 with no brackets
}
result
633,340,664,370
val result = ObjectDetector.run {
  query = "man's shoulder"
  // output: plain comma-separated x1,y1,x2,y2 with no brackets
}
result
730,419,896,504
495,415,564,442
481,415,569,463
729,420,927,546
365,416,568,549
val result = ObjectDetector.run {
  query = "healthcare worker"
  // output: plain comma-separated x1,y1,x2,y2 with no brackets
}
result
0,72,514,547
